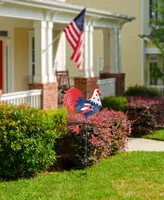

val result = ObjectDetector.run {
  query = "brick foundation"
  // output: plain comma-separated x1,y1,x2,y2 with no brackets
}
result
100,73,125,96
74,77,98,99
28,82,58,109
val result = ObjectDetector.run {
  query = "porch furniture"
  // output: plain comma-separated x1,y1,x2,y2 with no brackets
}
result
55,70,70,104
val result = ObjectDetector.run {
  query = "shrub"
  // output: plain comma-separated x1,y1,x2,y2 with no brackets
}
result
126,98,160,137
0,104,57,179
56,109,131,169
46,107,68,137
102,96,127,111
127,97,164,132
152,99,164,128
123,85,161,97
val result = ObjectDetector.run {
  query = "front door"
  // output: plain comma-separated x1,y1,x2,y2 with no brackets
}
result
0,40,3,91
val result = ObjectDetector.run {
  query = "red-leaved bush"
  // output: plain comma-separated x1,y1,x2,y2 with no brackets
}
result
64,109,131,168
126,97,164,137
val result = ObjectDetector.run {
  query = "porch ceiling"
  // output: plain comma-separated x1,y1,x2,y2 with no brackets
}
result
1,0,135,28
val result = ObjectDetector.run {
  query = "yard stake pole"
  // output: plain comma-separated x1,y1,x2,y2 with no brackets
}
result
85,121,88,180
42,31,62,53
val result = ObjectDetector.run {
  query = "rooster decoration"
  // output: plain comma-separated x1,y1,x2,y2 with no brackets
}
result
63,86,102,119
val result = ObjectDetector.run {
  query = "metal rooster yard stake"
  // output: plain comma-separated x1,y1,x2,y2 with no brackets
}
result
63,85,102,178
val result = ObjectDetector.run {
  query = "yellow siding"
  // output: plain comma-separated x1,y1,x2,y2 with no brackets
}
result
93,30,103,76
67,0,143,88
145,41,157,48
14,28,29,91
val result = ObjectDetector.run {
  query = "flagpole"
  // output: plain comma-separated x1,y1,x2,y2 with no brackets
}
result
42,31,62,53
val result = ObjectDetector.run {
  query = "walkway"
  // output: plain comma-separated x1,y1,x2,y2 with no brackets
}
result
126,138,164,152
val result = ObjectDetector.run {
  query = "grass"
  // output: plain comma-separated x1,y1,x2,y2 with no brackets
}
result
0,152,164,200
143,129,164,141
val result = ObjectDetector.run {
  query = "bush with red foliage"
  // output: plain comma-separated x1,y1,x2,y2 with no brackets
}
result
126,97,164,137
65,109,131,168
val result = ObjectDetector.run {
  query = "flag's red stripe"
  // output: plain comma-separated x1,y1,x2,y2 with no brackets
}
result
75,36,84,61
71,49,83,70
76,53,83,68
63,9,85,70
75,50,82,63
76,58,82,70
71,36,84,70
71,22,80,37
76,47,84,69
67,26,78,44
64,29,75,50
77,59,83,69
70,33,83,61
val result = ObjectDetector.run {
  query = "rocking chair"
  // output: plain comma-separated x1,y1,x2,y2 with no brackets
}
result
55,69,70,104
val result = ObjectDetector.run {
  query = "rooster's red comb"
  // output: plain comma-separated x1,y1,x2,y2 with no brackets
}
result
94,85,99,90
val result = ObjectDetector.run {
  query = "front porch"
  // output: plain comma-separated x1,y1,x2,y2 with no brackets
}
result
0,0,135,109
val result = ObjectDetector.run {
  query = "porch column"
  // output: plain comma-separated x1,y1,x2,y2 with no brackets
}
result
74,26,98,99
103,28,110,73
103,28,121,73
89,26,94,77
109,28,121,73
29,21,58,109
101,28,125,96
62,33,66,71
33,21,48,84
117,28,122,73
47,21,54,82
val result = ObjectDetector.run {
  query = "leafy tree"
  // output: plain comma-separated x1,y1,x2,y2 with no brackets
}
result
149,0,164,54
139,0,164,82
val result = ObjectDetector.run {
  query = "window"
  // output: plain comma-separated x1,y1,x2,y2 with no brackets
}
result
150,0,158,21
31,36,35,78
0,31,8,37
149,55,158,85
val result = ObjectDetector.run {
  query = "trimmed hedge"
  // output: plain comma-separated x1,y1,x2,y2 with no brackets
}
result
55,109,131,169
126,97,164,136
0,104,57,179
46,107,68,137
102,96,127,111
123,85,161,97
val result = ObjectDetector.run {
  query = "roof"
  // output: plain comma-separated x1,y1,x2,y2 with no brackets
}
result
1,0,135,27
23,0,135,20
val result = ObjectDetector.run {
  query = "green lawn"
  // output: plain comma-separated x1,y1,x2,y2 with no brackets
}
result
1,152,164,200
143,129,164,141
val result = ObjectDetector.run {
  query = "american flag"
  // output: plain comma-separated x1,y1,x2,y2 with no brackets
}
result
64,8,86,70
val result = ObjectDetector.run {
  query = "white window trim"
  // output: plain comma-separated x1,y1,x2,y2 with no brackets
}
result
145,48,161,54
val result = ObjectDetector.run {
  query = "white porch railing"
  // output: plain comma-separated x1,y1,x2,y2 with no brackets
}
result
97,78,116,98
0,89,42,108
149,85,164,96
